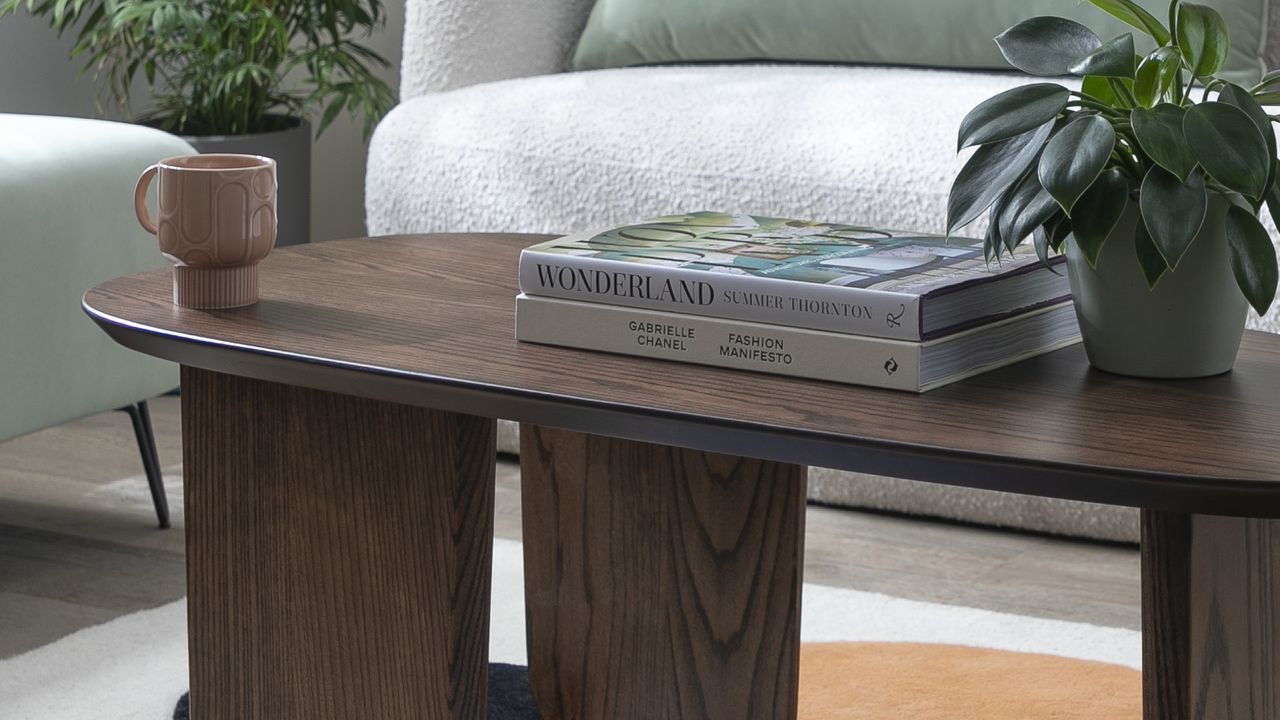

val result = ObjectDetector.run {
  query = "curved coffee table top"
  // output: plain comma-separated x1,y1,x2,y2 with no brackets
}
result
85,234,1280,517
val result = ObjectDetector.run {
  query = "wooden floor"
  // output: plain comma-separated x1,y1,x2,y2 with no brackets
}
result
0,395,1140,660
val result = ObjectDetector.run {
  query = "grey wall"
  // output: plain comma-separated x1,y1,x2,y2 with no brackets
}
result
0,3,404,242
0,12,99,117
312,1,403,241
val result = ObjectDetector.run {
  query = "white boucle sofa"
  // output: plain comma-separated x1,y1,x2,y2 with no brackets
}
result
367,0,1280,544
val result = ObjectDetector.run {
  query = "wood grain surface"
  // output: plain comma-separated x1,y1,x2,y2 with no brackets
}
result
1142,511,1191,719
182,367,496,719
1142,510,1280,719
519,424,807,720
83,234,1280,515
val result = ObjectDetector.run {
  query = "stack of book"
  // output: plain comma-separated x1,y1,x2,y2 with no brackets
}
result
514,212,1079,392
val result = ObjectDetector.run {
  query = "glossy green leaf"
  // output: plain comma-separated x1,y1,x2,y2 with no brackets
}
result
957,84,1070,150
1033,225,1053,268
1253,91,1280,105
987,187,1011,259
1032,217,1066,274
1217,82,1277,199
1184,102,1270,200
1070,169,1129,267
1260,165,1280,311
1134,47,1182,107
1068,33,1136,78
1131,104,1196,181
1085,0,1172,44
1048,215,1073,252
1134,61,1160,107
947,122,1056,235
1095,76,1138,109
1225,205,1279,315
997,170,1060,251
996,17,1102,76
1140,166,1208,268
1038,114,1116,214
1266,160,1280,239
1176,2,1230,78
1133,217,1169,288
1081,75,1119,105
1254,68,1280,92
984,219,1001,264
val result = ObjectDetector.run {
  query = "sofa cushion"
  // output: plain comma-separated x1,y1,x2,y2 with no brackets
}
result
569,0,1276,86
371,64,1026,236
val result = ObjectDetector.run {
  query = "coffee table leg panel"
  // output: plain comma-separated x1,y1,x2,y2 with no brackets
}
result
182,367,495,720
1142,510,1280,720
519,424,807,720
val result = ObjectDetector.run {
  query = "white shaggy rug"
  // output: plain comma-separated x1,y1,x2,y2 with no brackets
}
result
0,538,1139,720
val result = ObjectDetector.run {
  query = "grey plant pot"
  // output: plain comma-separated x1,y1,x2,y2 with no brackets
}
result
184,117,311,247
1064,195,1248,378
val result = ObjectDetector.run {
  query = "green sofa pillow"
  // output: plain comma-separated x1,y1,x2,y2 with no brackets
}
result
570,0,1275,85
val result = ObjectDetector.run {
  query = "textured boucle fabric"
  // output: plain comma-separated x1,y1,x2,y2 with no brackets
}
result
370,61,1280,542
809,467,1140,543
400,0,594,97
370,64,1028,237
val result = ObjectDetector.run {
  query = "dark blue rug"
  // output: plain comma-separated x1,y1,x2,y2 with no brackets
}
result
173,663,539,719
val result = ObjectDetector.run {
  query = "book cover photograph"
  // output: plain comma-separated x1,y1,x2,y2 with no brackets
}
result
527,211,1048,292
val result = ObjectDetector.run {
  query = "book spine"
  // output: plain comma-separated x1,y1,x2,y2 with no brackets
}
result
516,295,924,392
518,249,923,341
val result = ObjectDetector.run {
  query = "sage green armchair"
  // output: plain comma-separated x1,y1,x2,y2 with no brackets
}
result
0,113,193,527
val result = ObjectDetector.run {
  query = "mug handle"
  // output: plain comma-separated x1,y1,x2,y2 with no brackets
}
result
134,165,159,235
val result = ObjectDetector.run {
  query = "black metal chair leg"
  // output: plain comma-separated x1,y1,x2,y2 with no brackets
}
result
122,401,170,529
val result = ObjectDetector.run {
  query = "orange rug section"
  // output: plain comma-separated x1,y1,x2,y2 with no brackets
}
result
798,642,1140,719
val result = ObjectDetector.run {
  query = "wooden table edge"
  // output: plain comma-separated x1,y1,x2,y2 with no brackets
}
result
83,293,1280,518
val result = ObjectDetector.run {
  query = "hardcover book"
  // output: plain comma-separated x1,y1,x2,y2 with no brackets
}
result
518,212,1070,341
516,294,1081,393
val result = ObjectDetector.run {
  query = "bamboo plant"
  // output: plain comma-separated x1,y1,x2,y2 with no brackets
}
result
0,0,396,139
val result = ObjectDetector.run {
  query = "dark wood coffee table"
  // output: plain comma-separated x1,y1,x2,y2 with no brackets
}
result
84,234,1280,720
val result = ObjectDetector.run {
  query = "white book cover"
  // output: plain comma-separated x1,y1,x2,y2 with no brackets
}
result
516,294,1081,393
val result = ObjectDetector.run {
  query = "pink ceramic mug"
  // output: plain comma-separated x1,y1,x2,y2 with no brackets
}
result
134,154,278,309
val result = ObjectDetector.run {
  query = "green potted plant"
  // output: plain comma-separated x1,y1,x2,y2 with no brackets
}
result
948,0,1279,378
0,0,396,246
